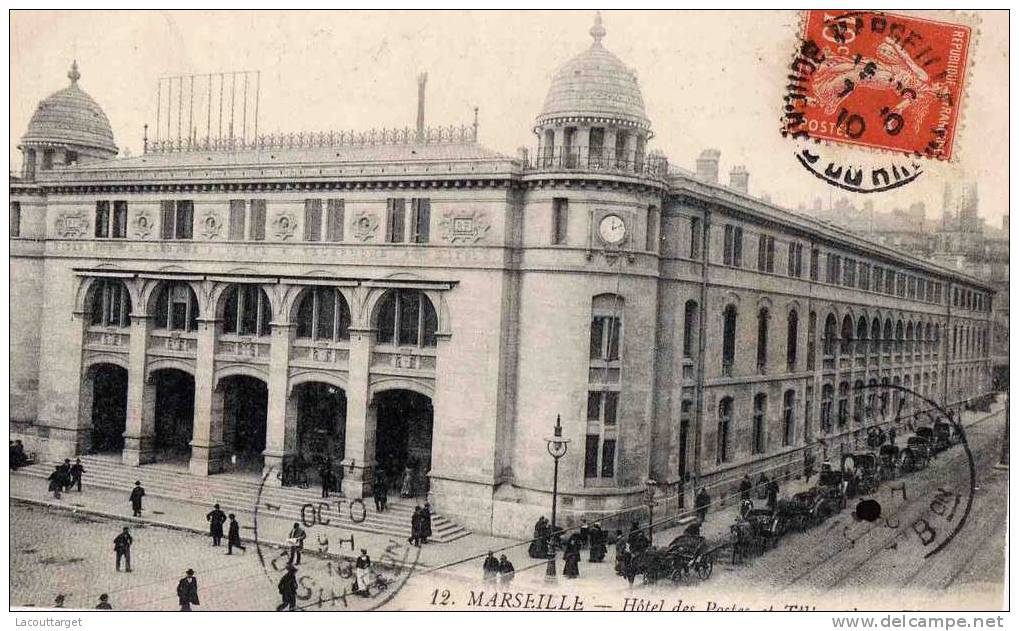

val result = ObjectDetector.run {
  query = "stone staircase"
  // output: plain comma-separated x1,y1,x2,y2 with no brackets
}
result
15,454,471,543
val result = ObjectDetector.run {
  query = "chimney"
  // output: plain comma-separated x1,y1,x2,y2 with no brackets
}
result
729,165,749,192
416,72,428,140
695,149,721,183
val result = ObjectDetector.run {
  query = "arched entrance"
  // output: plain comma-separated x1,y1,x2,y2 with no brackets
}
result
88,364,128,454
294,382,347,484
374,389,433,498
220,375,268,472
152,369,195,462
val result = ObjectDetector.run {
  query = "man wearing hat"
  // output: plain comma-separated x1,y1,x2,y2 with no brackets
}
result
276,565,298,611
206,503,227,546
114,527,133,572
176,569,200,611
129,481,145,517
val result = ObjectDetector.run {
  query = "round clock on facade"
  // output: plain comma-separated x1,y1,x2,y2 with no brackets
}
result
598,214,627,245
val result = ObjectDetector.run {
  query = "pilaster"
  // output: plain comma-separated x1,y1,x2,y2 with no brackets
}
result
341,325,375,497
263,321,297,484
123,314,156,465
190,317,224,475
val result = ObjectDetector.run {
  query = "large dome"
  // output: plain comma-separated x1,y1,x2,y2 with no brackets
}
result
19,61,118,156
536,14,650,130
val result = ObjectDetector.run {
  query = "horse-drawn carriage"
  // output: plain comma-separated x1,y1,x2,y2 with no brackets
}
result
900,435,930,472
635,534,715,584
878,443,901,480
842,452,880,497
932,420,959,451
816,469,848,511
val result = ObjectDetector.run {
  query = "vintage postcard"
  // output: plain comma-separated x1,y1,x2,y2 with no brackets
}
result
6,8,1010,624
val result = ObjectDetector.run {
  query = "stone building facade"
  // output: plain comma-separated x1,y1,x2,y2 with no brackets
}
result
9,16,997,537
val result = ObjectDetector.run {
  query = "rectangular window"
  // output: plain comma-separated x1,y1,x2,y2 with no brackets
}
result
386,198,406,243
411,198,430,243
690,217,702,260
397,290,420,346
600,439,616,477
873,266,883,291
757,234,768,271
587,392,601,422
844,258,855,287
229,200,246,240
723,225,734,266
112,201,127,238
590,315,621,361
326,199,344,242
603,391,618,425
645,206,658,251
160,200,175,239
250,199,267,241
552,198,568,244
733,227,743,266
809,248,819,280
584,435,599,479
304,199,323,241
161,200,193,239
95,201,110,238
589,127,604,164
859,263,870,291
10,201,20,237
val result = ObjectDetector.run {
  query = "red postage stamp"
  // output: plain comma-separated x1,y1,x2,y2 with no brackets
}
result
783,10,971,161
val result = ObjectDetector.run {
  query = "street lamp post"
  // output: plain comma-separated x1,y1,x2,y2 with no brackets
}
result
644,478,658,545
545,414,571,579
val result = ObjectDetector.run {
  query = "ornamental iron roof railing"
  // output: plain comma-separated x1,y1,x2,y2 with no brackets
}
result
521,145,669,181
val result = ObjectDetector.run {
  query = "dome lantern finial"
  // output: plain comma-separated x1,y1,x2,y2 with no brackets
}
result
68,60,80,85
589,11,606,45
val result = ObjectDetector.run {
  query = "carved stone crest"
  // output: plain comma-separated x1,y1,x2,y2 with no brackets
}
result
133,212,153,239
55,212,88,238
200,213,222,239
439,209,491,244
273,213,297,240
352,211,379,242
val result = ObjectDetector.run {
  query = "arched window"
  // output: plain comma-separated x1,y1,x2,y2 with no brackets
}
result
853,379,865,422
883,319,893,354
934,324,940,352
376,289,438,348
682,300,699,359
895,320,904,359
786,310,798,371
925,323,933,356
89,279,131,328
752,393,767,454
756,308,770,374
820,384,834,433
840,314,854,355
807,311,817,370
856,316,868,355
717,397,732,463
906,321,914,356
153,281,198,332
837,381,849,427
870,317,881,355
296,287,351,342
782,389,796,446
722,305,737,376
222,284,272,336
823,313,838,357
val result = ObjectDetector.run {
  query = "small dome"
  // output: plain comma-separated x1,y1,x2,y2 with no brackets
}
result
536,13,650,129
19,61,118,156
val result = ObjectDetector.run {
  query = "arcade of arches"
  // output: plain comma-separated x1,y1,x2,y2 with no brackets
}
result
77,275,444,498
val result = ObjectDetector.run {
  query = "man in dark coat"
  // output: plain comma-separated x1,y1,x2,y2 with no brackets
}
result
206,503,227,546
695,487,711,522
528,517,549,559
588,523,607,562
176,569,199,611
372,470,388,512
287,523,306,566
47,465,64,499
739,474,753,503
58,459,72,491
622,542,638,586
69,459,85,493
613,529,626,575
766,478,779,510
129,481,145,517
319,461,333,499
114,527,133,572
11,440,27,470
498,555,515,584
562,541,580,578
421,502,433,543
95,594,112,610
482,551,499,582
226,514,246,554
409,506,423,547
276,565,298,611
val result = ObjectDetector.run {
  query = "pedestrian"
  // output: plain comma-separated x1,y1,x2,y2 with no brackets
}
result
757,472,770,500
421,502,433,544
613,529,626,575
482,551,499,582
9,441,17,471
408,506,421,547
53,595,65,608
588,523,607,562
766,478,779,510
205,503,226,546
129,481,145,517
622,542,638,587
95,594,112,610
695,487,711,522
498,554,515,584
528,516,549,559
11,440,27,470
578,518,591,549
400,463,415,498
354,549,372,597
319,460,333,499
114,527,133,572
373,469,388,512
69,458,85,492
562,541,580,579
176,569,200,611
58,459,72,491
276,565,298,611
226,514,246,554
739,474,752,503
287,523,306,566
47,465,63,499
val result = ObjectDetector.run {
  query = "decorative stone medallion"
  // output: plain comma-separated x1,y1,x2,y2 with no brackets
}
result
273,213,297,240
200,213,222,239
133,212,153,239
352,211,379,242
439,209,491,244
55,211,88,238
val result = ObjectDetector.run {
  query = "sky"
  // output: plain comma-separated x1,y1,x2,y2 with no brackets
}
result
8,10,1009,227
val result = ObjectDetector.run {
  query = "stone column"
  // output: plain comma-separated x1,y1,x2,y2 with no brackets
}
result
190,317,224,475
122,315,156,465
263,321,296,484
603,127,617,169
341,326,375,498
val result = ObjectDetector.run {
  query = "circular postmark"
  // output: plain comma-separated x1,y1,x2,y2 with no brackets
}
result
252,465,421,611
781,10,973,192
